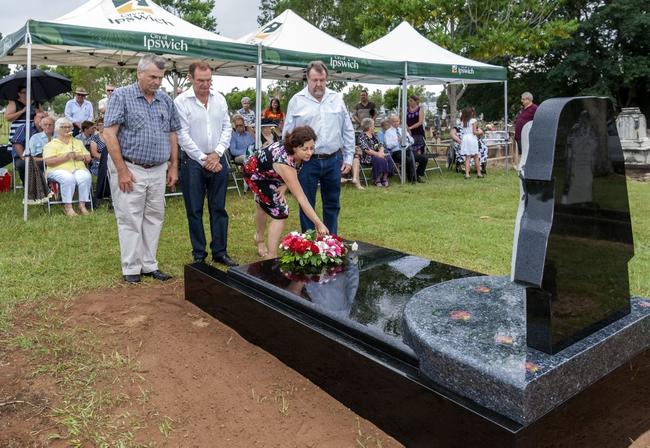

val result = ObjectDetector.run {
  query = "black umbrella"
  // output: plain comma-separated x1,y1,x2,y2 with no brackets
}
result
0,69,71,102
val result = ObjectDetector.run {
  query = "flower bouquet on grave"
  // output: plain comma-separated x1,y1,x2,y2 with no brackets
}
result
278,230,358,282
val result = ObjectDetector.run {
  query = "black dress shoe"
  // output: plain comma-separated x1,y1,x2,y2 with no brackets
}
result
416,177,426,183
213,254,239,267
142,270,173,281
123,274,141,283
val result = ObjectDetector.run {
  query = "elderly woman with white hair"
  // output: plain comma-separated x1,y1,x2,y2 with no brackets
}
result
42,117,92,216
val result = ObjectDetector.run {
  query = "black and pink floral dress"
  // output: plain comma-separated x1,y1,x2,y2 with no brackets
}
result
243,142,299,220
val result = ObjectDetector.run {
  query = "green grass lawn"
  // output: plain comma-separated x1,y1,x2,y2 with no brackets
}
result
1,169,649,329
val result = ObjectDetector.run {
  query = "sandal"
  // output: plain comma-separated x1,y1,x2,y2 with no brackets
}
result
254,233,269,258
464,175,471,180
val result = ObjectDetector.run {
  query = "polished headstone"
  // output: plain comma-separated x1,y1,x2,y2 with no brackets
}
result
228,241,480,355
512,97,634,354
403,275,650,424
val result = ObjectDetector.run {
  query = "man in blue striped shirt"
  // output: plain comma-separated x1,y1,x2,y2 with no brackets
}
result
104,54,181,284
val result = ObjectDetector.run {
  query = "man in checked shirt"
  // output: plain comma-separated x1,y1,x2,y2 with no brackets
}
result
103,54,180,284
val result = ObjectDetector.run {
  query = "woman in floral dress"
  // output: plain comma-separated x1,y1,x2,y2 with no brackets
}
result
244,126,329,259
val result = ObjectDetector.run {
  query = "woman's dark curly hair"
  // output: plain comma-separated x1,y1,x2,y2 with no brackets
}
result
284,126,317,154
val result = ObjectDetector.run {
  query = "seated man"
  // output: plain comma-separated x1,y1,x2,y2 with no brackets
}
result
11,110,47,183
384,114,427,183
229,114,254,164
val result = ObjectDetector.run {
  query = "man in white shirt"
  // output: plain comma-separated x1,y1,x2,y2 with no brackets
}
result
283,61,355,235
97,84,114,116
174,61,237,267
384,114,427,183
65,87,94,136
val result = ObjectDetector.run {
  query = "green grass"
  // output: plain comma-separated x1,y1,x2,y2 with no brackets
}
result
1,169,649,325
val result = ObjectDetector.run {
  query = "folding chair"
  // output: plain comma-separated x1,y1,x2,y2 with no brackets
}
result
422,140,443,177
47,178,94,215
359,163,373,187
223,150,243,197
11,157,23,192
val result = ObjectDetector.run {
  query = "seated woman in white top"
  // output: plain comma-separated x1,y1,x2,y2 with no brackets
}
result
42,117,92,216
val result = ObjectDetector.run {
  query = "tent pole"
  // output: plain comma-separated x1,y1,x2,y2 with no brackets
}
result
401,62,407,184
255,43,262,149
23,24,33,222
504,80,509,172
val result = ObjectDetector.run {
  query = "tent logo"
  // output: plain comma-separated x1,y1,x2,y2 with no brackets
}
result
330,56,359,72
251,21,283,43
143,34,188,53
113,0,153,14
451,65,475,76
109,0,175,26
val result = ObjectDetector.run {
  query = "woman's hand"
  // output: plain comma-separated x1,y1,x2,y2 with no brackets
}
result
315,221,329,236
277,184,288,204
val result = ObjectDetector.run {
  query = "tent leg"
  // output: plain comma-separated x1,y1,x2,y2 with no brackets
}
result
255,43,262,149
401,63,408,184
23,27,33,222
504,80,509,172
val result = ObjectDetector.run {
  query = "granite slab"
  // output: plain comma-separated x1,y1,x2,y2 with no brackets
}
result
403,275,650,425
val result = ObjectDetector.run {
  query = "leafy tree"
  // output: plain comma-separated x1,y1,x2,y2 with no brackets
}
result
539,0,650,116
258,0,364,45
369,89,383,110
384,85,425,111
157,0,217,32
343,84,365,110
224,87,269,115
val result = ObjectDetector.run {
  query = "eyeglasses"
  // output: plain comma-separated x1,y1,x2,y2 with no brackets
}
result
60,125,73,129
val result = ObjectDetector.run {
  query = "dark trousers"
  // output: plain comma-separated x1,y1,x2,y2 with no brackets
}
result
94,150,111,202
298,151,342,235
180,154,229,261
391,148,427,181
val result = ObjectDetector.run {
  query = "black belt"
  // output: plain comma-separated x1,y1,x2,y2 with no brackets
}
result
313,151,339,160
123,157,163,169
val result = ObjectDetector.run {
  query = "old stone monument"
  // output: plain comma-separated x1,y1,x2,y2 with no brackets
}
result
185,97,649,447
617,107,650,166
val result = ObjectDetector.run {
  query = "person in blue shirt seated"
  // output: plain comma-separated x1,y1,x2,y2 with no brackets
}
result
376,119,391,146
229,114,254,164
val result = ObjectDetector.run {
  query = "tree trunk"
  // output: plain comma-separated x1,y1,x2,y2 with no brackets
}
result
445,84,467,126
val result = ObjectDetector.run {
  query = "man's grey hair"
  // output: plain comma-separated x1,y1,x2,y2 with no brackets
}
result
232,113,245,124
137,54,166,72
54,117,72,135
361,117,374,131
306,60,328,78
241,97,251,105
388,113,399,121
521,91,533,101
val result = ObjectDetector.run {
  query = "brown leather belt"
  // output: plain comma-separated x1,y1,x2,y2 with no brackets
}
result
123,157,163,169
313,151,339,160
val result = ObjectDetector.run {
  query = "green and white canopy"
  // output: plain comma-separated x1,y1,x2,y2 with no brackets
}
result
361,21,506,84
234,9,402,83
0,0,257,70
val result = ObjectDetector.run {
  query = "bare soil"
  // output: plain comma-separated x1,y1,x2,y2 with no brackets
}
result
1,281,649,447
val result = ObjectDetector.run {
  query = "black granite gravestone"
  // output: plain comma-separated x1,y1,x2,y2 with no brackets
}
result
512,97,635,354
184,96,649,446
